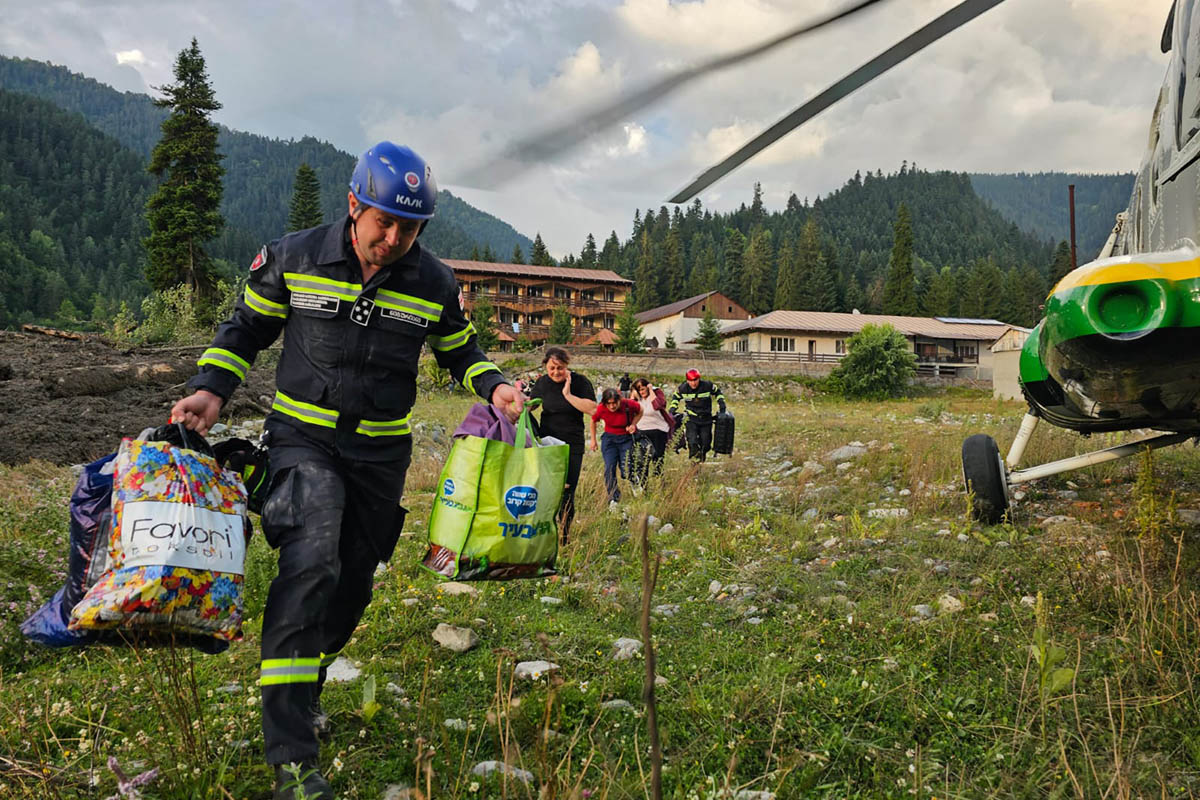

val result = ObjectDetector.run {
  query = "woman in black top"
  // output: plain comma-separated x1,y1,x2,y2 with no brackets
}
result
529,347,596,543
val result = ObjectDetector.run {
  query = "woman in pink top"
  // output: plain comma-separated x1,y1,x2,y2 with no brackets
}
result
590,387,642,504
631,377,675,485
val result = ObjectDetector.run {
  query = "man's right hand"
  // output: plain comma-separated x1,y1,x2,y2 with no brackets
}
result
170,390,223,436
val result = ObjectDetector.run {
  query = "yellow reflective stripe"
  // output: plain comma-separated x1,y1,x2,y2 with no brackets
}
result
464,361,501,395
355,415,413,437
429,322,476,352
243,286,288,319
375,289,442,322
198,348,249,381
272,391,339,428
284,272,362,301
261,657,321,686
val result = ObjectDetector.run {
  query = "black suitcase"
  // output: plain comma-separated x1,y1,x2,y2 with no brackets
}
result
713,412,735,455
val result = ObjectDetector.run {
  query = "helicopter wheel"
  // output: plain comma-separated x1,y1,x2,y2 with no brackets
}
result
962,434,1009,524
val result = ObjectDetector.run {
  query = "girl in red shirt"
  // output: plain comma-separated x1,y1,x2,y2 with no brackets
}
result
590,388,642,504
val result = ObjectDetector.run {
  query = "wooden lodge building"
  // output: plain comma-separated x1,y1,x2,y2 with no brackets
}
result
445,259,633,348
633,291,750,349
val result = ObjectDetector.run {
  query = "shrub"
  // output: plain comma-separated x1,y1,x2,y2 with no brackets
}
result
828,323,916,399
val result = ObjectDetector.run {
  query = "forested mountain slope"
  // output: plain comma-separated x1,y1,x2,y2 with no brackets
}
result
969,172,1134,259
0,55,533,263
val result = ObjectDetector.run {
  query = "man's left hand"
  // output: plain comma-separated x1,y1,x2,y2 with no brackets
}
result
491,383,525,422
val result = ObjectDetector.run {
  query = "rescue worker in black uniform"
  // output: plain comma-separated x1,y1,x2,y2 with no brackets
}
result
171,142,524,800
669,368,726,462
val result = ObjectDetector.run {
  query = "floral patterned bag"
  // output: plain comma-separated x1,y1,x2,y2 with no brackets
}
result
69,428,249,641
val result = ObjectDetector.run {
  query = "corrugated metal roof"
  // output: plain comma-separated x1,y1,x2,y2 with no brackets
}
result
719,310,1011,341
634,291,717,323
446,259,632,284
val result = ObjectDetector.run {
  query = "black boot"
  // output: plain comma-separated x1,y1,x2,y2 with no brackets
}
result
273,762,333,800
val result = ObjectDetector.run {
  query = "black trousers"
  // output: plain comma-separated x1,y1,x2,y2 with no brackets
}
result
685,419,713,462
258,439,410,765
559,444,584,543
632,429,668,485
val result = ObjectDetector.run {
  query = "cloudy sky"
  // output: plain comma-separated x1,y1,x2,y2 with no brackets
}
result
1,0,1172,258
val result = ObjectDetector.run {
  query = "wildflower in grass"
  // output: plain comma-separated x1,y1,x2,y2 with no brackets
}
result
332,757,344,772
469,782,480,792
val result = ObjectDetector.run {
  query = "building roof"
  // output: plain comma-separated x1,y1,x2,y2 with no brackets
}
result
634,291,718,323
719,310,1011,341
581,328,619,346
445,259,632,285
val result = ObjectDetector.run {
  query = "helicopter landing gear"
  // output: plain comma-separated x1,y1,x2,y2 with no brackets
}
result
962,433,1009,523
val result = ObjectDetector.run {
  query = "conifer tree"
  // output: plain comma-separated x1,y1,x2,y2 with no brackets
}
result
530,233,555,266
664,329,677,349
687,236,719,297
742,226,775,315
599,232,622,273
720,228,746,304
580,233,598,269
614,301,645,353
921,266,957,317
287,162,322,232
960,258,1004,319
481,244,497,262
469,245,481,261
548,305,574,344
774,236,799,309
471,295,500,351
511,244,526,264
662,228,685,303
694,309,724,351
1048,240,1074,287
812,243,840,311
881,203,918,315
144,38,224,297
794,218,824,310
633,230,660,311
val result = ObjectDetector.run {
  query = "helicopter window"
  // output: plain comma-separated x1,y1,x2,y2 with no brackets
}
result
1176,0,1200,146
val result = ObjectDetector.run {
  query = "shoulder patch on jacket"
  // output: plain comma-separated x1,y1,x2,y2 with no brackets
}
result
249,245,269,272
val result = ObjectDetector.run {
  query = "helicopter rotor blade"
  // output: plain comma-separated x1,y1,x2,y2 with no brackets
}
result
455,0,891,189
668,0,1007,204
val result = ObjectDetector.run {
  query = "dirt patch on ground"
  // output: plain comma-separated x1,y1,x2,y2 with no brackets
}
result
0,330,277,466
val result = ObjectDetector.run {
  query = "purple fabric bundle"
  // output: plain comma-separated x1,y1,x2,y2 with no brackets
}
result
453,403,533,446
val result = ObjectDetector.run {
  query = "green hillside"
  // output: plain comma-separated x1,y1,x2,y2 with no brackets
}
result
969,172,1134,260
0,55,534,265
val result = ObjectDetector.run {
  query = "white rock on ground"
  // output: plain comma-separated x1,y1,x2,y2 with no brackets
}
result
432,623,479,653
1020,595,1037,607
324,657,361,683
734,792,777,800
471,761,534,783
658,523,675,534
539,596,563,606
826,444,869,461
612,638,643,660
381,785,420,799
444,718,468,731
937,594,964,614
867,508,909,519
601,699,635,711
911,604,935,620
439,582,480,598
514,660,560,679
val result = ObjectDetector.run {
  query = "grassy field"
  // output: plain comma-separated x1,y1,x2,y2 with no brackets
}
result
2,380,1199,799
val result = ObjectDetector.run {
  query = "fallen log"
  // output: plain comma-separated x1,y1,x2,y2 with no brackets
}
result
21,324,86,341
41,359,195,398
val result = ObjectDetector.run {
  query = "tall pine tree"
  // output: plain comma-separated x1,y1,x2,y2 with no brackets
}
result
287,163,323,231
511,244,526,264
881,203,918,315
742,226,775,315
579,233,598,269
614,301,645,352
530,233,555,266
720,228,746,305
633,230,660,311
144,38,224,297
774,235,799,310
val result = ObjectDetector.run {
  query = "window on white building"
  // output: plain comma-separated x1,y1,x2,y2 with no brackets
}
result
733,338,748,353
835,339,846,354
769,337,796,352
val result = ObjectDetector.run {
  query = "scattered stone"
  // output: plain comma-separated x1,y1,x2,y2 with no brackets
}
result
612,638,643,660
386,682,405,696
733,791,776,800
1040,515,1076,528
601,699,635,712
836,462,853,472
540,596,563,606
1066,480,1080,490
1177,509,1200,525
1020,595,1037,607
822,536,840,549
514,661,559,680
381,785,419,800
868,508,908,519
803,460,825,474
652,604,679,617
431,606,449,614
647,515,661,531
978,612,999,622
444,718,468,731
956,533,970,543
801,508,819,521
995,541,1011,548
1057,490,1079,500
658,523,675,535
1096,550,1111,559
937,594,964,614
401,598,419,607
471,761,534,783
935,528,951,537
827,444,869,461
933,565,950,576
708,580,723,596
746,617,764,625
970,577,984,586
439,582,480,598
324,657,361,683
215,683,242,694
432,623,479,653
882,657,899,671
911,604,935,620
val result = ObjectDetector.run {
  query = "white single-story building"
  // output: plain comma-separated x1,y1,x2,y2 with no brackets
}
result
634,291,750,350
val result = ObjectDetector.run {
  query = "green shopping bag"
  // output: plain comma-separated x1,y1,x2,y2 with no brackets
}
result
422,402,568,580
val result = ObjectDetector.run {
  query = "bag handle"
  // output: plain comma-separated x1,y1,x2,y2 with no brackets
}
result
514,398,542,450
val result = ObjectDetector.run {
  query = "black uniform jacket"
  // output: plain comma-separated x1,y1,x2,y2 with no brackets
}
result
669,379,726,423
188,218,506,461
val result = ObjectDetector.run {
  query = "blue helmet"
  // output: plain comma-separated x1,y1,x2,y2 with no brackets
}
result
349,141,438,220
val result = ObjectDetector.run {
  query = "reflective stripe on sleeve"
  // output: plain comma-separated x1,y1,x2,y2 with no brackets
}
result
260,657,321,686
375,289,442,322
428,322,476,352
272,391,339,428
243,286,289,319
464,361,502,395
319,653,339,669
354,414,413,437
197,348,250,381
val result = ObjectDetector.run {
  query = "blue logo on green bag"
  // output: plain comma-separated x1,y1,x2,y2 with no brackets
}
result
443,479,455,496
504,485,538,518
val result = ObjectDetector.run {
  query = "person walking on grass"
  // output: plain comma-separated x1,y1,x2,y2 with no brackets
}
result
630,377,674,486
618,372,632,397
669,368,726,463
529,347,596,543
589,387,642,506
171,142,523,800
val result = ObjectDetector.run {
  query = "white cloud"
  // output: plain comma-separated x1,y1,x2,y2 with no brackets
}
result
114,48,144,65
